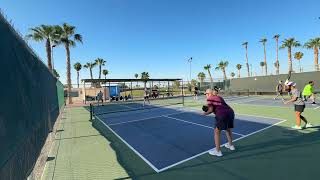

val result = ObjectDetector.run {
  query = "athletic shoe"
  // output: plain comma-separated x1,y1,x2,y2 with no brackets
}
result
311,102,316,105
305,123,313,128
225,144,235,151
291,125,302,130
208,149,223,157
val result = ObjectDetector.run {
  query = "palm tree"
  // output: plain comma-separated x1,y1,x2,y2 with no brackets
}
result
54,23,83,104
95,58,106,79
141,72,150,91
215,60,229,80
197,72,206,89
102,69,109,79
260,61,265,75
280,38,301,73
236,64,242,78
191,79,198,87
204,64,213,88
73,62,82,88
274,61,280,74
242,42,250,77
134,73,139,87
230,72,235,79
26,25,58,72
273,34,280,75
83,62,96,79
259,38,268,75
294,52,304,72
304,38,320,71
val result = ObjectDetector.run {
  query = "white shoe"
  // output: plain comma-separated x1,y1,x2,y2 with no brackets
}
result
208,148,223,157
305,123,313,128
291,125,302,130
225,144,235,151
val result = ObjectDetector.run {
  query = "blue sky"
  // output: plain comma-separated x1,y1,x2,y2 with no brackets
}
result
1,0,320,84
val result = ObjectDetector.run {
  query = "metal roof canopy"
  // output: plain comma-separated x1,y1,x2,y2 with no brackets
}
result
82,78,182,83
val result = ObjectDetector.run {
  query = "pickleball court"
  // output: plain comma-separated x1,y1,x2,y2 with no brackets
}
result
92,103,286,172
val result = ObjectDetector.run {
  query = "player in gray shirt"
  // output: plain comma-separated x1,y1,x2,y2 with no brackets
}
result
284,82,312,129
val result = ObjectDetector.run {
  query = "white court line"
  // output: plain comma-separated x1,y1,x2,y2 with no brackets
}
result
232,102,292,109
108,111,187,126
231,97,266,104
314,106,320,110
95,115,161,173
235,113,288,122
157,118,287,172
181,105,289,122
118,104,137,109
163,115,245,137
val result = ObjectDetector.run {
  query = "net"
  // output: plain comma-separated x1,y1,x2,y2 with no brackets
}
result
90,95,184,118
218,89,250,97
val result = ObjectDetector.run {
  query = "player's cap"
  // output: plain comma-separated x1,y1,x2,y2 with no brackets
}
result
287,81,296,86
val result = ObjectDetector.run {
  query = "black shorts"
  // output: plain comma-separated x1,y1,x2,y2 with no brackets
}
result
215,112,235,130
294,105,305,112
144,96,149,100
194,91,198,95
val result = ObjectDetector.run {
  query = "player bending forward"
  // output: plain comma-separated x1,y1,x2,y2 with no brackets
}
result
284,82,313,130
203,87,235,157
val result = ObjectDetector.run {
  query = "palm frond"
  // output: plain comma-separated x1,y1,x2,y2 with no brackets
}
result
74,34,83,43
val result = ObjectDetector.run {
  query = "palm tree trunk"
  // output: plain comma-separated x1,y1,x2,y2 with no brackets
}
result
99,65,102,79
238,69,240,78
207,70,213,89
90,68,93,79
77,71,79,88
276,39,279,75
65,44,72,104
223,69,227,80
299,61,302,73
314,47,319,71
46,39,52,72
264,45,267,75
246,47,250,77
288,47,292,72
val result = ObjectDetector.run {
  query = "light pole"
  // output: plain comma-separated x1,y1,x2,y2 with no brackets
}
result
187,57,193,82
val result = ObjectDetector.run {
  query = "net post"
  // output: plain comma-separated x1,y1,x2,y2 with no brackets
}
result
90,103,93,120
130,81,133,100
182,79,185,106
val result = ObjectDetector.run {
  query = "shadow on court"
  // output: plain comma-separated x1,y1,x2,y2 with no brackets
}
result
90,106,320,180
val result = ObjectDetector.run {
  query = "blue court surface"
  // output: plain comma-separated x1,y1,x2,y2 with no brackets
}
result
94,106,286,172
